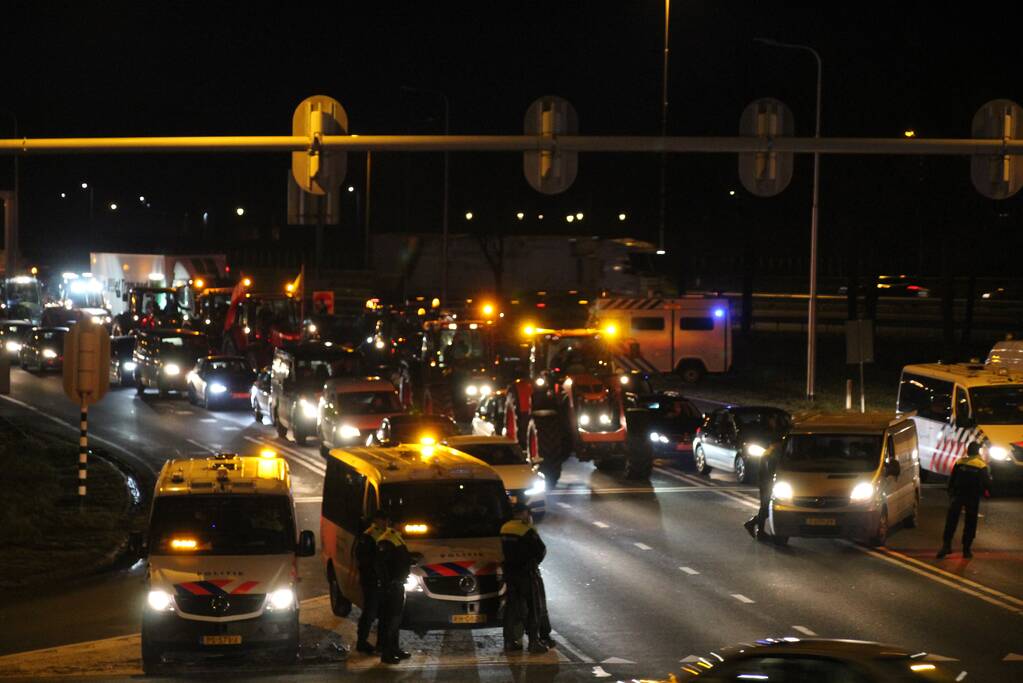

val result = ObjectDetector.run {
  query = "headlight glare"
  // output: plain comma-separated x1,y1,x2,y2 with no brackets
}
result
524,479,546,496
479,384,492,396
163,363,180,376
988,446,1011,461
850,482,875,501
578,413,591,426
209,383,227,394
147,590,173,611
465,385,478,396
300,399,318,418
404,574,420,592
747,443,766,457
650,432,660,442
42,349,58,359
339,425,361,439
5,341,21,352
91,316,103,325
122,361,136,372
268,587,295,610
598,413,612,425
772,481,794,501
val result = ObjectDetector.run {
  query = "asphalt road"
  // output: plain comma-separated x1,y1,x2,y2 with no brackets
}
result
1,367,1022,681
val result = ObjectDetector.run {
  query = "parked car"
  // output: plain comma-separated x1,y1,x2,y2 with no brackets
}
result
185,355,255,409
693,406,791,483
317,376,403,456
19,326,68,372
133,328,210,397
369,413,460,446
109,334,137,386
446,435,546,520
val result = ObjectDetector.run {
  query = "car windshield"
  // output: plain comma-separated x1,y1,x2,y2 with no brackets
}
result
294,355,362,388
336,390,401,414
969,385,1023,425
390,418,459,443
160,336,206,354
149,495,294,556
550,338,614,374
436,327,488,363
780,434,883,473
207,359,250,373
380,481,510,539
653,398,702,419
733,408,791,434
452,442,528,466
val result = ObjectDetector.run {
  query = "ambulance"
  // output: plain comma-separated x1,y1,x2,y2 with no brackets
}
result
320,442,510,632
897,362,1023,486
141,451,315,673
591,296,732,382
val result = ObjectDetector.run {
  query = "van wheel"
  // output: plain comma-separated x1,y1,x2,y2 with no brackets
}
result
869,507,889,547
735,455,751,484
904,493,920,529
328,567,352,617
694,446,711,475
275,410,287,439
676,360,705,384
140,636,164,675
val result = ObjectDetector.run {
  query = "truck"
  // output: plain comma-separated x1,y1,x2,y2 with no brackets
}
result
1,275,43,323
89,252,226,319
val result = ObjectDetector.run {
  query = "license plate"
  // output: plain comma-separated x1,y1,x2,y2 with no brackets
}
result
450,613,487,624
231,392,248,399
806,517,837,526
201,635,242,645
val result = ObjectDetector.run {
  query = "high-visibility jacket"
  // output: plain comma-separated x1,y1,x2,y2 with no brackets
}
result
948,455,992,499
375,527,412,585
501,519,546,573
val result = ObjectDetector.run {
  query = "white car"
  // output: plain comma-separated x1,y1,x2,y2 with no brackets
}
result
445,435,546,520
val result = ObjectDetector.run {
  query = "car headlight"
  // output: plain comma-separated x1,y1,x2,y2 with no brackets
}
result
850,482,875,501
479,384,492,396
404,574,421,592
524,479,546,496
122,361,136,372
147,590,174,611
209,383,227,394
339,425,361,439
91,315,103,325
578,413,591,426
650,431,661,442
163,363,180,376
988,445,1011,461
535,377,546,388
42,349,57,359
619,375,630,385
746,443,766,457
598,413,612,425
465,385,478,396
300,398,318,418
5,341,21,352
307,323,318,334
267,587,295,610
374,339,385,350
772,481,794,501
659,434,670,444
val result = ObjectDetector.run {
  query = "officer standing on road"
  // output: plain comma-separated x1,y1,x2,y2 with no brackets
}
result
374,514,414,664
744,440,781,540
501,503,549,654
354,510,387,655
937,441,992,559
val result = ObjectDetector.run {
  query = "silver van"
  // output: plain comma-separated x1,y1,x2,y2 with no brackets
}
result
768,412,919,546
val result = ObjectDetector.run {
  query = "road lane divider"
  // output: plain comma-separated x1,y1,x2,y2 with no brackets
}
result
791,625,817,636
731,594,755,604
634,543,652,551
679,566,700,575
593,521,610,529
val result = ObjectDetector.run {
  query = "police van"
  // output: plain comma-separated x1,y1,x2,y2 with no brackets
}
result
591,296,732,382
141,451,315,673
320,442,510,632
897,363,1023,485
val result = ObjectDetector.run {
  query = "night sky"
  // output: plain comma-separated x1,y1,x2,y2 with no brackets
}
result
2,2,1021,281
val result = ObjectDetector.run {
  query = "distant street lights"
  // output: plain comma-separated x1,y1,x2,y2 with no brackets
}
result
235,207,245,216
755,37,823,402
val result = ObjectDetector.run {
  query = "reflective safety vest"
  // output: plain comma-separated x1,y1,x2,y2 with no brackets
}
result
364,523,387,542
377,527,407,549
501,519,532,538
957,456,988,470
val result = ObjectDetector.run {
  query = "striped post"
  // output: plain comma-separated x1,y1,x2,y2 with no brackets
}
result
79,402,88,504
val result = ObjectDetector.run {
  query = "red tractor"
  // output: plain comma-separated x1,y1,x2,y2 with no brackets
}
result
221,282,302,370
504,327,652,488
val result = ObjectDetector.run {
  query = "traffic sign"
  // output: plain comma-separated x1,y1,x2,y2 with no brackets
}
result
292,95,348,195
971,99,1023,200
738,98,794,197
523,96,578,194
62,321,110,406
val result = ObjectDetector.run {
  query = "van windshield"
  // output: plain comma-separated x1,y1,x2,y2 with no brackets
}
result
337,390,402,414
780,434,882,473
380,481,510,539
149,495,294,556
969,385,1023,425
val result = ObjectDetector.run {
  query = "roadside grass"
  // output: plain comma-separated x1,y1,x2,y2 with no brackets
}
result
0,416,137,589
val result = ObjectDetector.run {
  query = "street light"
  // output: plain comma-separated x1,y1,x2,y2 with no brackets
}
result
464,211,473,221
618,213,627,221
109,202,118,211
755,37,823,402
516,212,524,220
235,207,245,216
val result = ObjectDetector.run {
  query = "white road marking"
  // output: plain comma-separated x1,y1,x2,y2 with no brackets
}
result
221,426,241,431
634,542,652,551
924,654,959,662
601,657,635,664
200,418,217,423
295,496,323,503
549,629,594,664
731,594,755,604
680,655,702,663
548,485,748,496
556,502,572,509
955,672,967,682
173,410,193,415
791,625,817,636
591,666,611,678
680,566,700,575
593,521,609,529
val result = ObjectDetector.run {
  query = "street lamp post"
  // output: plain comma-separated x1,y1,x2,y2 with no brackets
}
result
401,86,450,307
755,38,823,401
2,109,18,276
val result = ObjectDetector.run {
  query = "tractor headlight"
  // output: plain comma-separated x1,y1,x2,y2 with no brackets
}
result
850,482,875,502
5,341,21,352
163,363,180,376
300,398,318,419
147,590,174,612
598,413,612,425
209,383,227,394
578,413,591,426
267,587,296,611
479,384,492,396
122,361,136,372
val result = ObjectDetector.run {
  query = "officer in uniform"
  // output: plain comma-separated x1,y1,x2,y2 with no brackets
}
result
937,441,992,559
501,503,549,654
374,514,414,664
744,440,780,540
354,510,387,654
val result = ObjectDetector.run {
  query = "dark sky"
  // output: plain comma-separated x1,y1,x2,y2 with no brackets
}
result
2,1,1021,276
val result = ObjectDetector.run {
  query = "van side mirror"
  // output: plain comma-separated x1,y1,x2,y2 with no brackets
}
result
885,458,901,478
297,530,316,557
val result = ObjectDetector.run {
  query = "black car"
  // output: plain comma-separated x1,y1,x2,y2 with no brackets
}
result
1,320,34,365
692,406,791,484
186,355,256,409
19,327,69,372
638,392,705,463
838,274,929,298
109,335,137,386
133,328,210,397
369,413,460,446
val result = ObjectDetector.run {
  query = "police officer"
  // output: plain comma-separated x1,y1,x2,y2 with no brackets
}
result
354,510,387,655
501,503,549,654
744,441,780,540
374,514,414,664
937,441,992,559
